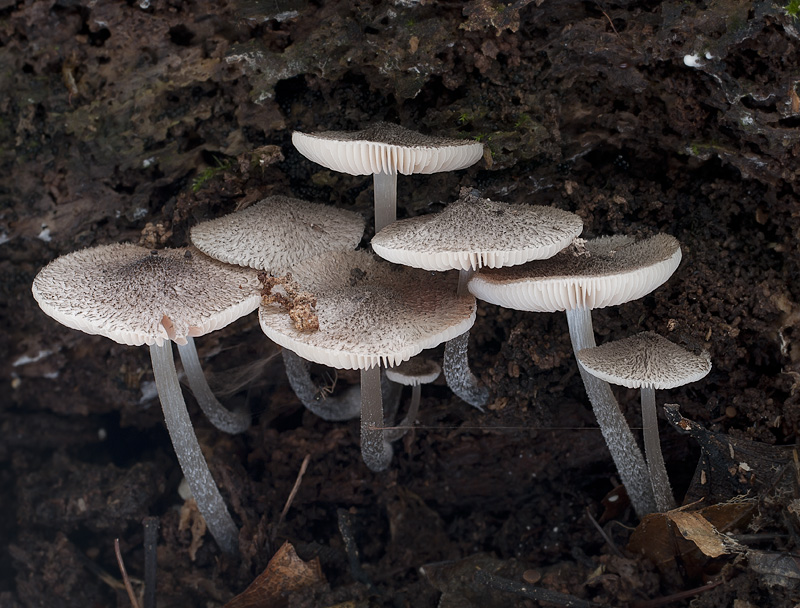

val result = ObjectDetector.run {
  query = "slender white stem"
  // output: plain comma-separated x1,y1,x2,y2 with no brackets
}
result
149,342,239,555
177,337,250,434
565,307,656,517
360,366,393,471
373,172,397,233
444,330,488,410
282,349,361,421
457,268,475,297
641,386,676,511
385,383,422,442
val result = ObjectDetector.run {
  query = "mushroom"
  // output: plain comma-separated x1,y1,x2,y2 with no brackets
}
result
191,195,366,421
468,235,682,517
577,331,711,511
384,357,441,441
372,188,583,408
32,244,262,554
258,250,475,471
292,122,484,232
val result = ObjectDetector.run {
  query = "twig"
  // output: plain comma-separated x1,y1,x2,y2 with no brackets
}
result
114,538,141,608
630,578,724,608
474,569,602,607
337,508,376,592
585,507,624,558
143,517,159,608
272,454,311,543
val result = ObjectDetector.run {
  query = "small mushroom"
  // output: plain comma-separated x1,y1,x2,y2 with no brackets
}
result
384,357,441,441
577,331,711,511
258,250,475,471
32,244,261,554
292,123,484,232
469,235,682,517
372,188,583,409
190,195,366,421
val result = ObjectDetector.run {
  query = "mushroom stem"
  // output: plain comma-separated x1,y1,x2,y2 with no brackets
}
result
373,172,398,232
457,268,475,297
177,337,250,434
565,307,656,517
282,349,361,421
149,342,239,555
385,383,422,442
360,366,393,471
444,331,489,410
641,385,676,511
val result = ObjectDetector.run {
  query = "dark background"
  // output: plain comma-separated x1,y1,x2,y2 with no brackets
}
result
2,0,799,605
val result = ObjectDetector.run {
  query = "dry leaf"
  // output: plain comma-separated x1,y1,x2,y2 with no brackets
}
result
224,542,325,608
628,501,753,576
666,511,739,558
178,498,207,562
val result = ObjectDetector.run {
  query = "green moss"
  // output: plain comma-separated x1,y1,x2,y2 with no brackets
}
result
785,0,800,18
191,157,232,193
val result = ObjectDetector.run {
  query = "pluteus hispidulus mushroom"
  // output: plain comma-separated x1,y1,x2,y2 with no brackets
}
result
577,331,711,511
292,122,484,232
469,234,682,517
32,244,261,554
258,250,475,471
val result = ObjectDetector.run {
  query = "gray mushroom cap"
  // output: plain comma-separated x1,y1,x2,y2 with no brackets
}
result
468,234,682,312
32,244,262,347
371,189,583,271
577,331,712,390
190,195,365,274
385,357,442,386
258,250,476,370
292,122,484,176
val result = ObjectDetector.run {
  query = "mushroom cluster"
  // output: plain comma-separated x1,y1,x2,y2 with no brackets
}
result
32,121,713,557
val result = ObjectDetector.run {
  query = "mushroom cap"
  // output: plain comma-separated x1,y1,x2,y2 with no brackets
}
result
468,234,681,312
371,190,583,271
32,244,262,347
385,357,442,386
190,195,364,274
577,331,712,390
258,250,476,370
292,122,484,176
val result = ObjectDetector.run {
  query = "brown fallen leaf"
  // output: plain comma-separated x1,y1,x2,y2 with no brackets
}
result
628,501,753,577
224,542,325,608
666,511,742,559
178,498,207,562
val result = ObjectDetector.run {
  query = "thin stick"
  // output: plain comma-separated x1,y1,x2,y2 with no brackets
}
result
631,578,724,608
143,517,158,608
114,538,141,608
584,507,624,558
272,454,311,543
474,569,602,607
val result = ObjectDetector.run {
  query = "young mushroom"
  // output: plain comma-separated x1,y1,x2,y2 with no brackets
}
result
292,122,484,232
258,250,475,471
577,331,712,512
32,244,262,554
372,188,583,409
468,235,682,517
191,195,366,421
384,357,441,441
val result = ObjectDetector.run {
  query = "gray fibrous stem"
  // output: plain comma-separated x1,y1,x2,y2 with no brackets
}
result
373,172,397,232
177,337,250,434
149,342,239,555
566,307,656,517
444,331,488,410
360,366,393,471
444,268,488,409
641,385,676,511
282,349,361,421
